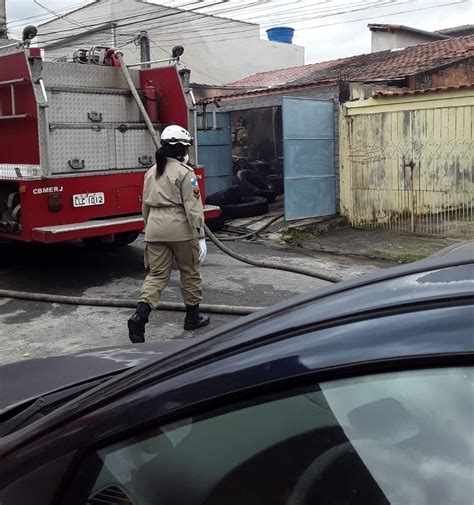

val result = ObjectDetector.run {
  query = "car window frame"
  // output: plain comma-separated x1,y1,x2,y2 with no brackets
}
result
57,353,474,505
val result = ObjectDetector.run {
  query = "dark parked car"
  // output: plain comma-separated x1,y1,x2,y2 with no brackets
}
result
0,243,473,505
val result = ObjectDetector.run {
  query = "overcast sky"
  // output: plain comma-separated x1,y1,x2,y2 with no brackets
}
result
5,0,474,63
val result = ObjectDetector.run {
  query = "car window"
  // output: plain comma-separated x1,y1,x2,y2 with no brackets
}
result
74,366,473,505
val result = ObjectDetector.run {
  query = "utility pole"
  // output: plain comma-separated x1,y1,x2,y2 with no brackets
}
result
0,0,7,39
139,31,151,68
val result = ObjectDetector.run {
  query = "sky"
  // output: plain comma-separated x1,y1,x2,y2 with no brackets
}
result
5,0,474,63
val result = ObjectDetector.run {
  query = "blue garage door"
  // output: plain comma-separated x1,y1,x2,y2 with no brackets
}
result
283,97,336,221
197,112,232,196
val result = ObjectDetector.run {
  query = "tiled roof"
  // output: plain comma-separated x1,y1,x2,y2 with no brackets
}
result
373,83,474,97
227,59,346,88
228,35,474,88
435,25,474,35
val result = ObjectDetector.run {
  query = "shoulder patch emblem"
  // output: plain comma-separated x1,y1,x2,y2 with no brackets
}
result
190,177,199,187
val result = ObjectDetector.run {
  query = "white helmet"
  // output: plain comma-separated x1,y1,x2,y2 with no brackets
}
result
161,125,193,146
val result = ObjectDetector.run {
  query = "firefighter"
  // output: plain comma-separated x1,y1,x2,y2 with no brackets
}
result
128,125,209,343
231,116,249,159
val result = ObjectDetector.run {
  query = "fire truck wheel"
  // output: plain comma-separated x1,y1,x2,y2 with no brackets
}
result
82,231,140,248
112,231,141,246
220,196,269,219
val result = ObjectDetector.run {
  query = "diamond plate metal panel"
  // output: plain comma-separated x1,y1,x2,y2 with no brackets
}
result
283,97,336,221
42,62,140,90
115,130,157,169
48,92,140,123
48,128,109,174
0,164,41,179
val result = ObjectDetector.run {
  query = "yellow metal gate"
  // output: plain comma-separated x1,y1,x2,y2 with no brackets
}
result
341,89,473,238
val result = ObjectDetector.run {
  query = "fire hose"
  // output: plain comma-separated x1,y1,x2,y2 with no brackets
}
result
114,48,342,290
0,216,340,316
0,54,341,318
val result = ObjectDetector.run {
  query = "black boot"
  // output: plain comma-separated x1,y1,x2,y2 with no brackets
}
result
184,304,210,331
128,302,151,343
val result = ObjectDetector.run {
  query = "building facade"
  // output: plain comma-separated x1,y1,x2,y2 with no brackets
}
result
36,0,304,85
340,85,473,238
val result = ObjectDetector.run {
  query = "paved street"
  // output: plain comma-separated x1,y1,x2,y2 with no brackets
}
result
0,236,384,364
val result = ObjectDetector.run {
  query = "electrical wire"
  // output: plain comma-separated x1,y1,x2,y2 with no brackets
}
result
7,0,92,27
33,0,400,41
33,0,464,48
36,1,229,38
32,0,91,30
11,0,468,56
125,0,467,47
142,0,468,45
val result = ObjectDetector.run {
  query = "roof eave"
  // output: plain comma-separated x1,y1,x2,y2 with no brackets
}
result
368,23,450,40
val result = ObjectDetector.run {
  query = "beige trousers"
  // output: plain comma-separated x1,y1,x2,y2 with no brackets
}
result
139,239,202,309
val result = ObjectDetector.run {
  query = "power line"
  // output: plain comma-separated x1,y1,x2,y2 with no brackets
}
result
148,36,227,85
7,0,92,26
34,0,410,46
32,0,91,31
140,0,468,47
24,0,469,52
136,0,399,36
36,0,230,37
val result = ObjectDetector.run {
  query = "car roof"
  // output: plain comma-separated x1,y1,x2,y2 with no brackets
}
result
197,240,473,349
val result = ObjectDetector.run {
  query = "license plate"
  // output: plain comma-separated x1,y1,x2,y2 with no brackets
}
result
73,192,105,208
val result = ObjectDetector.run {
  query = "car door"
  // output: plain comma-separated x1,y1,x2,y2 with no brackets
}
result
63,363,473,505
1,303,472,505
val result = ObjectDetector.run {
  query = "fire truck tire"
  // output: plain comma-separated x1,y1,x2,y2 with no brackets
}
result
236,169,277,203
220,196,269,219
205,186,242,206
82,231,140,248
113,230,141,246
7,192,20,210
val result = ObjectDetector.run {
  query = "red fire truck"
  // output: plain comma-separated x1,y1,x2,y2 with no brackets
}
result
0,38,219,245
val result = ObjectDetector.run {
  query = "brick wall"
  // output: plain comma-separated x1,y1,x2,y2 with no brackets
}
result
417,58,474,88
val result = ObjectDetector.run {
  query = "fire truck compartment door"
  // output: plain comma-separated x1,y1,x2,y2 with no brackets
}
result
115,185,142,213
48,128,109,174
48,92,140,124
115,129,156,170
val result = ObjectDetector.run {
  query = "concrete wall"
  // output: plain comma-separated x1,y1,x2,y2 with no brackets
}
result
340,89,474,237
219,84,341,211
37,0,304,85
371,30,441,52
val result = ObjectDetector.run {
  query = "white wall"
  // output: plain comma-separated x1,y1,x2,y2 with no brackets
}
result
38,0,304,84
371,30,440,52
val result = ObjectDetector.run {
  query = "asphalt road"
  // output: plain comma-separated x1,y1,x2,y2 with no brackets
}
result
0,236,383,364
